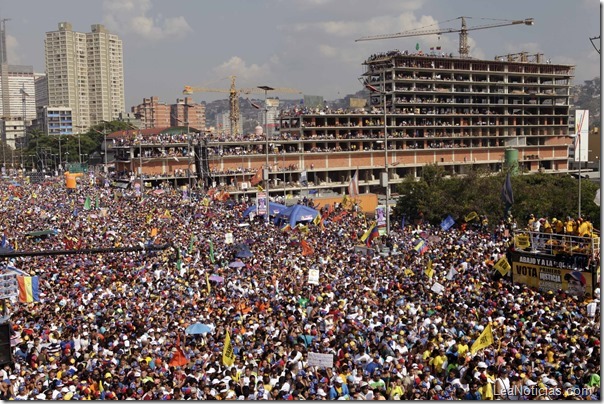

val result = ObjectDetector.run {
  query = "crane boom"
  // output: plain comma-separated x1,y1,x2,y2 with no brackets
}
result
356,16,534,58
183,77,301,137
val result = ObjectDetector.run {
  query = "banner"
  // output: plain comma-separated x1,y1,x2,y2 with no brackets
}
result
464,211,478,222
440,215,455,231
470,324,494,354
514,234,531,249
308,269,320,285
375,205,386,228
493,256,511,277
510,251,595,298
431,282,445,295
225,233,233,244
307,352,334,368
222,331,235,366
256,192,267,216
574,110,589,162
0,274,18,300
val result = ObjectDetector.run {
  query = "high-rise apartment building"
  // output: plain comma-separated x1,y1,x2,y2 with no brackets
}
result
44,22,124,134
131,96,206,130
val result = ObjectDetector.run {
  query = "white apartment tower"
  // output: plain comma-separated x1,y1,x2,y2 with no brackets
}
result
44,22,124,134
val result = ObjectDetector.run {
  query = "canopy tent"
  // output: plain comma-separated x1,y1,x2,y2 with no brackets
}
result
243,202,288,217
276,204,319,227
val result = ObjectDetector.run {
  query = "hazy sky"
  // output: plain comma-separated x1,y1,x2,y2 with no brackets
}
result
0,0,600,108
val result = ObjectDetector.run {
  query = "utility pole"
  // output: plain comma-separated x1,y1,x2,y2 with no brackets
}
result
258,86,274,225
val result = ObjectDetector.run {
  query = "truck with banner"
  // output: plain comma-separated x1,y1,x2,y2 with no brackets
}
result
509,230,599,299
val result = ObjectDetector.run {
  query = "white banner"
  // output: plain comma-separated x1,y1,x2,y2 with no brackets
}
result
308,352,334,368
308,269,320,285
574,110,589,163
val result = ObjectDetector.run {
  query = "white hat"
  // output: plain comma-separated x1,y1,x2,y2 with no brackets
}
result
525,380,537,386
317,389,327,397
477,362,488,369
36,393,46,400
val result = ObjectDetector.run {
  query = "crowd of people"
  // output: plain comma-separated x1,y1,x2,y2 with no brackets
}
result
0,173,600,400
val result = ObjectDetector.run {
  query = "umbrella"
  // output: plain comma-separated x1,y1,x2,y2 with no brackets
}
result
229,261,245,268
209,275,224,283
185,323,212,335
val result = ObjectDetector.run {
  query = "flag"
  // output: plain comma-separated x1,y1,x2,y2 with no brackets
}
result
404,268,414,277
17,276,40,303
162,209,172,218
424,260,434,279
464,211,479,222
169,334,188,367
440,215,455,231
206,272,211,294
150,228,158,237
366,225,380,247
176,257,182,272
209,240,215,263
360,222,377,243
416,42,420,51
222,330,235,366
98,380,104,394
301,239,314,256
471,324,494,354
281,224,292,233
413,239,428,254
83,197,91,210
348,170,359,197
313,214,321,226
95,196,100,210
250,168,263,186
493,256,511,277
501,172,514,207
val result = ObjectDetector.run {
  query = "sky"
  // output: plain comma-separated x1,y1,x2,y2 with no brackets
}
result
0,0,600,109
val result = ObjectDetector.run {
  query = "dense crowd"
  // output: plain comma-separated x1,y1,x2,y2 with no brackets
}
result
0,173,600,400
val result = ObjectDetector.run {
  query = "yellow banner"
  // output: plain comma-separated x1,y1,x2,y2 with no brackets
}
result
424,259,434,279
464,211,478,222
222,331,235,366
512,260,593,299
471,324,494,354
494,256,511,276
514,234,531,249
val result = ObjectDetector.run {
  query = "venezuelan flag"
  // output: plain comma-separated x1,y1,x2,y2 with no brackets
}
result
366,225,380,247
17,276,40,303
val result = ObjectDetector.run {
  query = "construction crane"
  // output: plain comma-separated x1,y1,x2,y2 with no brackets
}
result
183,76,300,137
356,16,534,58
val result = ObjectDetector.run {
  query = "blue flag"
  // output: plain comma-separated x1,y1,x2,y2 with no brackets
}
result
440,215,455,231
501,172,514,207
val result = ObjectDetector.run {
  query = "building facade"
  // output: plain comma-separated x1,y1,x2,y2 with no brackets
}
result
171,97,206,130
44,22,125,134
131,96,171,129
35,106,73,136
132,96,206,130
110,52,575,197
0,64,36,121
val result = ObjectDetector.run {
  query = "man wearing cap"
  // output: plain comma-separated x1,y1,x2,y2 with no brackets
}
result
564,271,587,298
328,377,349,400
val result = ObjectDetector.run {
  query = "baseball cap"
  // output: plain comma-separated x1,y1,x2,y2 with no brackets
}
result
564,271,586,286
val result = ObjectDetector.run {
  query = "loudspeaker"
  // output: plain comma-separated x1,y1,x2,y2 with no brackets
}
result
0,323,13,365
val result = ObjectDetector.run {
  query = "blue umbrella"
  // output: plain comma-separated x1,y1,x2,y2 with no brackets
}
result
229,261,245,268
185,323,212,335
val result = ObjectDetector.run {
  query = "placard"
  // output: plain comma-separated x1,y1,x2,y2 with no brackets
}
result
225,233,233,244
308,269,320,285
431,282,445,295
307,352,334,368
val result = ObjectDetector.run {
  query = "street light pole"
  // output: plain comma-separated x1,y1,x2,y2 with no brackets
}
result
258,86,274,225
365,70,390,235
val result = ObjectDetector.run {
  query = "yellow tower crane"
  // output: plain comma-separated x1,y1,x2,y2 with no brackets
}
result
356,16,534,58
183,75,301,137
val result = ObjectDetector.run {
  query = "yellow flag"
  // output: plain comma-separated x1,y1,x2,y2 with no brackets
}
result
206,273,211,294
257,185,264,192
146,213,152,224
493,256,511,276
298,224,309,234
424,259,434,279
313,214,321,226
150,228,158,237
404,268,414,277
222,330,235,366
471,324,494,354
464,211,478,222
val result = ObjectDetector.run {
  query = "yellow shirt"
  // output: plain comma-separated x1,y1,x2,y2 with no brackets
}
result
457,343,469,357
431,355,446,373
